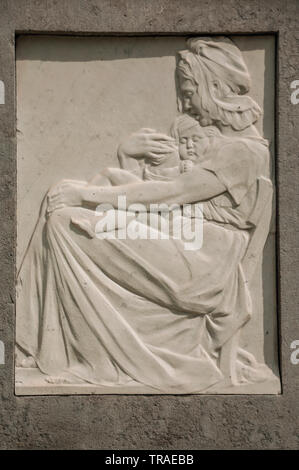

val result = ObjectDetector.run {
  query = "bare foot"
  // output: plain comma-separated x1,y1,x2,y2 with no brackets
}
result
16,356,37,368
236,348,277,384
45,376,74,385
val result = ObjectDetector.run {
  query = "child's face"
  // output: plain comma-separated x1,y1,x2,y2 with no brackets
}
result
178,126,210,162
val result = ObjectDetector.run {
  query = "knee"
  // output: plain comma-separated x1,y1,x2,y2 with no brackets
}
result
101,167,116,178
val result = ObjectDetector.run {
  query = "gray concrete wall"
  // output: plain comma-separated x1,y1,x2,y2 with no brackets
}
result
0,0,298,449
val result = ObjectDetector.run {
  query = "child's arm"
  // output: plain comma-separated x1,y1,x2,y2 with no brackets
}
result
118,148,142,172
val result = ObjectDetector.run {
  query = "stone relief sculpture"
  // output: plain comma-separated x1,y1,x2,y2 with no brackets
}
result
16,37,280,394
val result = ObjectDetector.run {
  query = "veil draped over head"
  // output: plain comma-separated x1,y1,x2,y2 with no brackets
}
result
177,36,262,130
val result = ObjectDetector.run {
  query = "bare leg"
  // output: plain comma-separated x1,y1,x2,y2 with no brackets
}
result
90,167,142,186
89,174,111,186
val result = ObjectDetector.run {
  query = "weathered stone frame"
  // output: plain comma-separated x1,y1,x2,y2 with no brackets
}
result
0,0,298,449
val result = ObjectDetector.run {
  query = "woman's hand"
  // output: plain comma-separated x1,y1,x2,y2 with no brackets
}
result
47,179,87,214
118,128,177,160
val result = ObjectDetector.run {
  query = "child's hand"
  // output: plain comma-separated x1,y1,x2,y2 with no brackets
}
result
182,160,194,173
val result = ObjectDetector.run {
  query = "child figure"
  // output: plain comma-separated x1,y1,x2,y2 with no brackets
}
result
87,140,180,186
87,114,221,185
71,115,221,237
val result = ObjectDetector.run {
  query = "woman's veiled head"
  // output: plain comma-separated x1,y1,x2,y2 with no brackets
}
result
177,37,262,130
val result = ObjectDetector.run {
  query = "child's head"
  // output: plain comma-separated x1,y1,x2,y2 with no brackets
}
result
171,114,221,162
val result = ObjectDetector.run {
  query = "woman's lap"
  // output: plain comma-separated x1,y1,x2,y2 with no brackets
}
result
16,204,250,389
46,205,248,309
47,206,197,285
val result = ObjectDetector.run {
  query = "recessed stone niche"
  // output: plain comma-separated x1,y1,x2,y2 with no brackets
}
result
15,35,280,395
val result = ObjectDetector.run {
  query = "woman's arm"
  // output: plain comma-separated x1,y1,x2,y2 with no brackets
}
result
81,165,226,209
46,165,225,213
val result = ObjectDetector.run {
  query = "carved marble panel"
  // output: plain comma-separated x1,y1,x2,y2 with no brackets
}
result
15,35,280,394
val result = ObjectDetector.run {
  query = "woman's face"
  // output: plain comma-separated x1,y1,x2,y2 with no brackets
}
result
179,78,201,116
179,76,212,125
